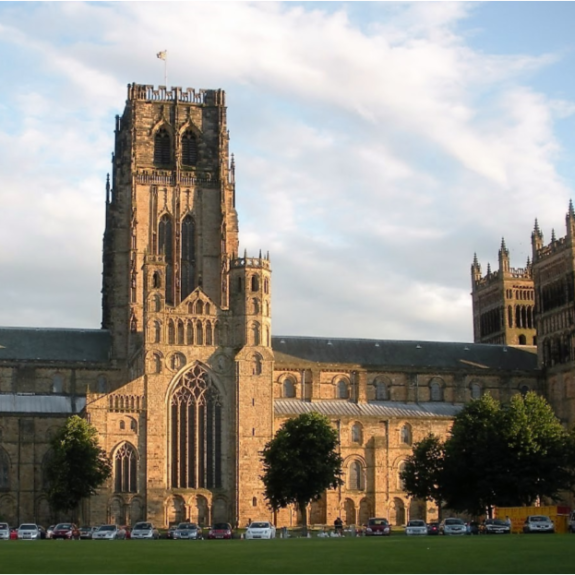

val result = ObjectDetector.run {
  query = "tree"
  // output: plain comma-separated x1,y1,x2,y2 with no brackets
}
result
45,415,112,518
261,412,343,531
402,393,575,517
400,434,445,511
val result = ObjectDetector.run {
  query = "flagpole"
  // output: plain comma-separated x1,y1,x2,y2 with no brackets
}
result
157,50,168,86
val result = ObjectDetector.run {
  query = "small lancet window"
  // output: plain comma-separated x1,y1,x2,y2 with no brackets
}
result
182,131,198,166
154,128,171,165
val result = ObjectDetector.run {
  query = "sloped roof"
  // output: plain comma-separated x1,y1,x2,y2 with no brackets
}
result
0,327,111,363
272,336,539,372
275,398,461,419
0,394,86,414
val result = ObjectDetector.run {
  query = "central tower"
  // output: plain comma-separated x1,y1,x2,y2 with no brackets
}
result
102,84,239,360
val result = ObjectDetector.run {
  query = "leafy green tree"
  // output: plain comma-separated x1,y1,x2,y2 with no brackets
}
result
261,412,343,530
403,393,575,517
400,434,445,511
45,415,111,518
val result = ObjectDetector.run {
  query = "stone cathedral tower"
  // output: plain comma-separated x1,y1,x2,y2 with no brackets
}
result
89,83,274,527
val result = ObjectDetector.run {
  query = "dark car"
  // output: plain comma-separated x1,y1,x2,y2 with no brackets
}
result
52,523,80,540
207,523,233,540
481,518,510,535
365,518,391,536
427,522,439,535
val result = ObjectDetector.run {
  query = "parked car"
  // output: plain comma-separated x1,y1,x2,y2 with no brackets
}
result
172,522,201,540
0,522,10,540
405,520,427,536
427,522,440,536
245,521,276,540
131,522,159,540
439,518,466,535
568,511,575,533
92,525,126,540
365,517,391,536
78,526,93,540
17,524,42,540
481,518,511,535
523,515,554,534
207,523,233,540
52,523,80,540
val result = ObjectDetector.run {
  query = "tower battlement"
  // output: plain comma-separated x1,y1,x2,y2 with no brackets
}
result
230,254,271,270
127,83,225,106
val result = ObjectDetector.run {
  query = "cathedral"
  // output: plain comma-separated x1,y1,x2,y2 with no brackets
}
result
1,82,568,530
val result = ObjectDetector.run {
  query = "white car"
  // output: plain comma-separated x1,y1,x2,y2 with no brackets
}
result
523,515,554,534
130,522,159,540
245,521,276,539
17,523,41,540
0,522,10,540
439,518,466,535
92,524,126,540
405,520,427,536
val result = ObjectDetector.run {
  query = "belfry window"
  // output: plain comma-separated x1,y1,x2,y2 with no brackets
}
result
170,364,222,489
154,128,171,165
182,131,198,166
114,443,137,493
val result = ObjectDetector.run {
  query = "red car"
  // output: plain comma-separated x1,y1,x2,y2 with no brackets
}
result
365,517,391,536
51,523,80,540
207,523,233,540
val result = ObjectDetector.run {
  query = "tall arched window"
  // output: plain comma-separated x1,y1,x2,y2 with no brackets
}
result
158,214,174,304
168,320,175,344
205,321,213,346
251,275,259,292
471,381,482,400
252,354,262,375
170,364,222,489
186,321,194,345
154,128,170,165
252,322,261,346
374,377,390,401
154,321,162,343
177,320,185,345
348,460,363,491
181,215,196,300
0,448,10,490
114,443,137,493
283,377,296,398
400,423,412,445
153,294,162,312
430,380,443,401
337,378,349,400
351,422,363,444
52,374,63,393
182,130,198,166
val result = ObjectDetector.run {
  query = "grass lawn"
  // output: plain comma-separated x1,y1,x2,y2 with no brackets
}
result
2,535,574,574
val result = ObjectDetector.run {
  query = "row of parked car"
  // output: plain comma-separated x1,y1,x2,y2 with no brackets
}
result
365,515,557,536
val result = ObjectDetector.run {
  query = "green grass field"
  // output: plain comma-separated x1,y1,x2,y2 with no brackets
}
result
1,535,574,574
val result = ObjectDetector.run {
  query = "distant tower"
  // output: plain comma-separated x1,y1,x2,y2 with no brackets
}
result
471,239,535,346
531,201,575,369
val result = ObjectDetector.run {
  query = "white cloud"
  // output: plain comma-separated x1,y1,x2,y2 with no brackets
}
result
0,2,573,343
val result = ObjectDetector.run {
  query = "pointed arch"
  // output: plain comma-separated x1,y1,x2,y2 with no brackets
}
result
159,214,174,304
181,130,199,166
347,460,364,491
154,127,171,165
169,363,223,489
113,443,137,493
181,214,196,300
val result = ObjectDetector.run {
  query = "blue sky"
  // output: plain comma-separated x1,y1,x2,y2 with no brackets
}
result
1,1,575,342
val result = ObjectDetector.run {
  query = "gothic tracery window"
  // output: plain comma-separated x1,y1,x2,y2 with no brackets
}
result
170,364,222,489
348,460,363,491
114,443,137,493
154,128,171,165
182,130,198,166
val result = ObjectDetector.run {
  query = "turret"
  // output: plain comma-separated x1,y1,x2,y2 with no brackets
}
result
498,237,510,274
471,253,482,286
531,219,544,259
566,199,575,240
229,252,272,349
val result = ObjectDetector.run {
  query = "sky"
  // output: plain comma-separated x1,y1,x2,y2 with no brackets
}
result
1,1,575,343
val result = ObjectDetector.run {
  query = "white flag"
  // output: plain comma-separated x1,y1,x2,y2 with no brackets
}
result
157,50,167,60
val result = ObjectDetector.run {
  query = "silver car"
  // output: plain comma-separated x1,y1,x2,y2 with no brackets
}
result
17,523,41,540
439,518,466,535
131,522,159,540
92,524,126,540
0,522,10,540
523,515,554,534
173,522,201,540
405,520,427,536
